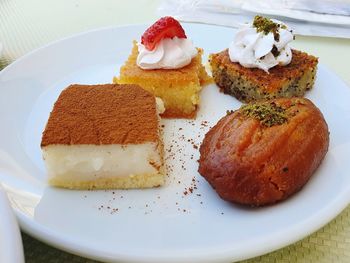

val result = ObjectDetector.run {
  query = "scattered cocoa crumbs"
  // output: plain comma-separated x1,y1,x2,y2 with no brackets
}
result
93,118,211,216
111,208,119,214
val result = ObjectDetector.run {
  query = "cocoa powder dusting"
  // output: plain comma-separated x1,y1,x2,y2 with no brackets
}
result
92,118,214,215
41,84,159,146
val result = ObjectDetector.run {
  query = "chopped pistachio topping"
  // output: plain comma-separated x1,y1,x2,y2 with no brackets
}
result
252,15,286,42
240,101,288,127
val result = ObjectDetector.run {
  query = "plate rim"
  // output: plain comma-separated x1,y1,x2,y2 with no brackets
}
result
17,186,350,263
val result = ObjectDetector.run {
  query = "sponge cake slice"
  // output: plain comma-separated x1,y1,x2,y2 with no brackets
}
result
41,83,164,189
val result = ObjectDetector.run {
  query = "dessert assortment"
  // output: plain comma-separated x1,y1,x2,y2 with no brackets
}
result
41,16,329,206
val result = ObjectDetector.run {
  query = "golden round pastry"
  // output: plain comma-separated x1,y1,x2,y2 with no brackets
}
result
198,98,329,206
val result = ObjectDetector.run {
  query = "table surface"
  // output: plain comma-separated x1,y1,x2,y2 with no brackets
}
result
1,0,350,262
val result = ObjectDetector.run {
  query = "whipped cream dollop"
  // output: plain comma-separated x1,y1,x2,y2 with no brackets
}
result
229,18,294,73
137,37,197,70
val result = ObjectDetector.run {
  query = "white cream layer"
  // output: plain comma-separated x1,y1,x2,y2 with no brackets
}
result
43,143,162,181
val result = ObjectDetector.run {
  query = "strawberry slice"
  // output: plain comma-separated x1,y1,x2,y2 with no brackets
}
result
141,16,187,51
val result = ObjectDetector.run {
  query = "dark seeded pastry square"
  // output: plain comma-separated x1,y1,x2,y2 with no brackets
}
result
209,49,318,102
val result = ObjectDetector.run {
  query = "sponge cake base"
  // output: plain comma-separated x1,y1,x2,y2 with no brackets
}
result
49,173,164,190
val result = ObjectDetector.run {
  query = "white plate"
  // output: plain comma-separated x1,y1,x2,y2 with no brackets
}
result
0,185,24,263
0,24,350,263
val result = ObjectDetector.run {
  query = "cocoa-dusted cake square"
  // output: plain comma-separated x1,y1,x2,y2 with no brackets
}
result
41,83,165,189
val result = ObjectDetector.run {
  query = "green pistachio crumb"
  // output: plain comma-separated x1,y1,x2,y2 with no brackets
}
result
271,45,280,57
240,101,288,127
253,15,283,43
